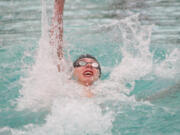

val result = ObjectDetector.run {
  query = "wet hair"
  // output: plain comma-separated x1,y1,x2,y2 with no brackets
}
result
73,54,101,78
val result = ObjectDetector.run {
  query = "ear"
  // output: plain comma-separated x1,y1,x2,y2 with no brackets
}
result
97,70,101,78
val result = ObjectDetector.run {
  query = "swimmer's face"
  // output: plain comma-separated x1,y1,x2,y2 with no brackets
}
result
73,58,100,86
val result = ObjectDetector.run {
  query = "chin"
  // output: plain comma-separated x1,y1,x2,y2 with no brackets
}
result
82,78,94,86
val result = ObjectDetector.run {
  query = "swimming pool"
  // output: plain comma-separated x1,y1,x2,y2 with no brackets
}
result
0,0,180,134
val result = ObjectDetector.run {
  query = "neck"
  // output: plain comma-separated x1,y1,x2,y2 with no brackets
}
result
76,80,94,98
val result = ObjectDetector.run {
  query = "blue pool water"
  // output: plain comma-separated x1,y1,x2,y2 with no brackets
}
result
0,0,180,135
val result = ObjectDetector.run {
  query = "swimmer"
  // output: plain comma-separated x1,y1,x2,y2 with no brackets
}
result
50,0,101,97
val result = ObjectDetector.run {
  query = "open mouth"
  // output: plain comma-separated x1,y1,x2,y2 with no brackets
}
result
83,70,93,77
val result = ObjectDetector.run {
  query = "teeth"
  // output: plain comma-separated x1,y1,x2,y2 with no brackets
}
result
86,72,91,75
84,71,93,76
86,72,91,74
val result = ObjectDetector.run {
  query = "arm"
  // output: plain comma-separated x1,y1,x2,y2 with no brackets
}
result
145,83,180,102
50,0,65,71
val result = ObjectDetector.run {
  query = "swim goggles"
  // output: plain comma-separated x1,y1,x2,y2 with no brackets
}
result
74,60,99,68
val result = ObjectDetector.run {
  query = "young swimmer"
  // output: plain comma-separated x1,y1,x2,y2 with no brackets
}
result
50,0,101,97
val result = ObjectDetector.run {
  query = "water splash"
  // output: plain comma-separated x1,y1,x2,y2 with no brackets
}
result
154,48,180,79
16,0,59,111
99,14,154,95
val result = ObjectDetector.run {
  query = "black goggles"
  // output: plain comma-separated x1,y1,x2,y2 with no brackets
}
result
73,60,99,69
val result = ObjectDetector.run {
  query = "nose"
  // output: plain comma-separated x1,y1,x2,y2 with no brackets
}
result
85,63,93,69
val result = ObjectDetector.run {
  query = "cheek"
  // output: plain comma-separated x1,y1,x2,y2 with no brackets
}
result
94,70,100,79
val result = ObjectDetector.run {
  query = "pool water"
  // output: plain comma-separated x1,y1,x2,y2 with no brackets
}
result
0,0,180,135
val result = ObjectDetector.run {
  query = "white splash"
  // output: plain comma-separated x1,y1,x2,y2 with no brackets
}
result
154,48,180,79
16,0,61,111
105,14,153,95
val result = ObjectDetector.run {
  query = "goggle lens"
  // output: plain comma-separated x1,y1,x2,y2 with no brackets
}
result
79,61,87,66
92,62,99,68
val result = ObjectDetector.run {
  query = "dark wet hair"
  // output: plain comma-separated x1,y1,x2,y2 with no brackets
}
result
73,54,101,78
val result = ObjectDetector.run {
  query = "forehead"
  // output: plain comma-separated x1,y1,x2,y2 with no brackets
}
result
78,58,97,63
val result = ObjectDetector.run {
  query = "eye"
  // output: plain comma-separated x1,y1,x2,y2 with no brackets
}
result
78,61,86,66
92,62,99,68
